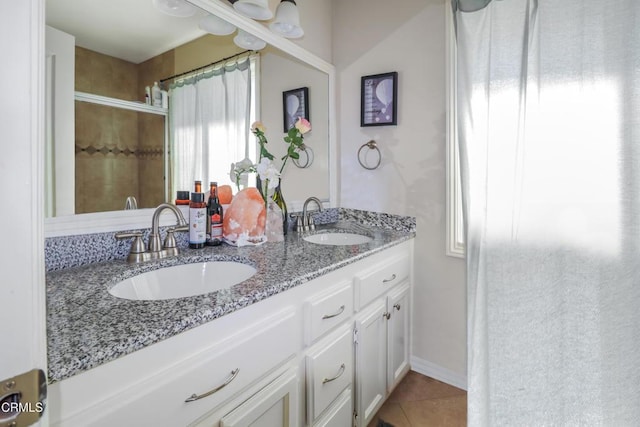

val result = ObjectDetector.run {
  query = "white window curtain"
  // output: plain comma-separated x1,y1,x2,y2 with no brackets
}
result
169,55,256,196
455,0,640,425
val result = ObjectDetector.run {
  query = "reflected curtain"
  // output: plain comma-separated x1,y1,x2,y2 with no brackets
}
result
455,0,640,425
169,55,254,196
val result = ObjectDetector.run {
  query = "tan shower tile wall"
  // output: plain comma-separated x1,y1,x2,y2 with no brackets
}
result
75,47,138,101
138,50,174,95
76,154,139,214
138,113,165,208
75,101,140,214
74,47,170,213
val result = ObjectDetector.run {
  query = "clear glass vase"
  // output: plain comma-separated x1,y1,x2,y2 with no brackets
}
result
272,179,288,235
257,176,288,235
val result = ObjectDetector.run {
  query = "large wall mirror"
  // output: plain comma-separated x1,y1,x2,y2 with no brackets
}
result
44,0,335,237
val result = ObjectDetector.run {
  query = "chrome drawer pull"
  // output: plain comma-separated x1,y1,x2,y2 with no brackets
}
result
382,274,397,283
322,364,346,384
383,312,391,320
322,305,345,320
185,368,239,402
394,303,401,311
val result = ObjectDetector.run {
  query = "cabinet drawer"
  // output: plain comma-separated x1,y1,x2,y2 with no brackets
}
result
86,309,297,427
354,252,409,309
306,325,354,423
313,388,352,427
304,280,353,345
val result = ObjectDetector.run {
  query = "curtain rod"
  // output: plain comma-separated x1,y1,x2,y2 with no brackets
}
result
160,49,254,85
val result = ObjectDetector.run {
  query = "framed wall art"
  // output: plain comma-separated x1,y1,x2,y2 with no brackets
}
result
282,87,309,132
361,71,398,127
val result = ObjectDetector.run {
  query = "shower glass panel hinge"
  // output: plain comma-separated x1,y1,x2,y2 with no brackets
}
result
0,369,47,427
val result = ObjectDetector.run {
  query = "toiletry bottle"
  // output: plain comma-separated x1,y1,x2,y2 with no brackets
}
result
145,86,151,105
152,82,162,107
175,190,190,221
161,90,169,108
189,192,206,249
207,182,223,246
194,180,202,193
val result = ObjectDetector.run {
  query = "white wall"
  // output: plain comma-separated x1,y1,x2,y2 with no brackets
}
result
332,0,467,385
45,25,75,217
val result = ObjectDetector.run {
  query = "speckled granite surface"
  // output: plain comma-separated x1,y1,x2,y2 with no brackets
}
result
46,214,415,384
45,208,341,272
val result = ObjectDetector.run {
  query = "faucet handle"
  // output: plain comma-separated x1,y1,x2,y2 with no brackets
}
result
115,232,146,254
290,213,305,232
163,225,189,249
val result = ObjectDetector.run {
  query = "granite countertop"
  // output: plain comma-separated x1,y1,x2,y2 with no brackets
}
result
46,219,415,384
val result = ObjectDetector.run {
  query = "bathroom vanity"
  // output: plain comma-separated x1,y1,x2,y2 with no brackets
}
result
46,215,414,427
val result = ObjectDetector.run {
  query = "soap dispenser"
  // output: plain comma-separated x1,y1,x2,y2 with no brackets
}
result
152,82,162,107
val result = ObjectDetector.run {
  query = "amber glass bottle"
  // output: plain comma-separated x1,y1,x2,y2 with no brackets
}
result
189,192,206,249
207,182,223,246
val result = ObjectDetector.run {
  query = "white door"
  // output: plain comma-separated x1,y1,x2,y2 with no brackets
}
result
387,283,410,392
0,0,48,426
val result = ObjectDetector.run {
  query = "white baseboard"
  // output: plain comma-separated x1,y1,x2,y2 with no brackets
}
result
410,355,468,391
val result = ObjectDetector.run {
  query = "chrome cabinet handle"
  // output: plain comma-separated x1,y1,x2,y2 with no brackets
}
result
394,303,401,311
322,305,345,320
382,274,397,283
383,312,391,320
184,368,239,403
322,364,346,384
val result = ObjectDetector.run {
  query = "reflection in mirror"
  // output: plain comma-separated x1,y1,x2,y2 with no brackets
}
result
74,98,167,214
44,0,330,233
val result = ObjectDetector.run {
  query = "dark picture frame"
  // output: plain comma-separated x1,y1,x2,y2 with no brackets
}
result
361,71,398,127
282,87,310,132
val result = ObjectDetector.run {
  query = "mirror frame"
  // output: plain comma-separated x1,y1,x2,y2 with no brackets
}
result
44,0,337,238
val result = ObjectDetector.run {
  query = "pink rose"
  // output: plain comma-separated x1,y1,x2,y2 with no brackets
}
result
294,117,311,134
251,121,266,133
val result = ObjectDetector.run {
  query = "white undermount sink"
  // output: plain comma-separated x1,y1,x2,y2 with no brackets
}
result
303,232,373,246
109,261,256,301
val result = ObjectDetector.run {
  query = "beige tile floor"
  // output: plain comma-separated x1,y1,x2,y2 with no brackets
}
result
367,371,467,427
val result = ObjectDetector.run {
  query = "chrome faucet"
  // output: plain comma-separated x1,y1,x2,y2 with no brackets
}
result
116,203,189,263
298,197,323,232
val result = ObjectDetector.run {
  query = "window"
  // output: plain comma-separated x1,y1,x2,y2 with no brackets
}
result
446,3,465,258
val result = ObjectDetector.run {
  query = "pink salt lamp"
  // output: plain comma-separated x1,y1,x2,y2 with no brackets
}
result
223,187,266,244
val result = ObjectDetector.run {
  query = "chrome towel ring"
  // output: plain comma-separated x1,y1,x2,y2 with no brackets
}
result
292,144,314,168
357,140,381,170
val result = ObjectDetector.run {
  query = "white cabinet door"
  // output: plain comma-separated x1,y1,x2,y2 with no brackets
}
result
313,388,353,427
354,299,387,427
220,369,299,427
387,283,410,392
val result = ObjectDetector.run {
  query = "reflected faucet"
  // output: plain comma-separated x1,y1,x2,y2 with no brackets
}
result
116,203,189,263
124,196,138,210
299,197,323,232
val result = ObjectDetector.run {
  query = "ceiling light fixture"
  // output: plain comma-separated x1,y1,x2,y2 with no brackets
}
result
269,0,303,39
199,14,237,36
233,0,273,21
233,29,267,50
152,0,197,17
